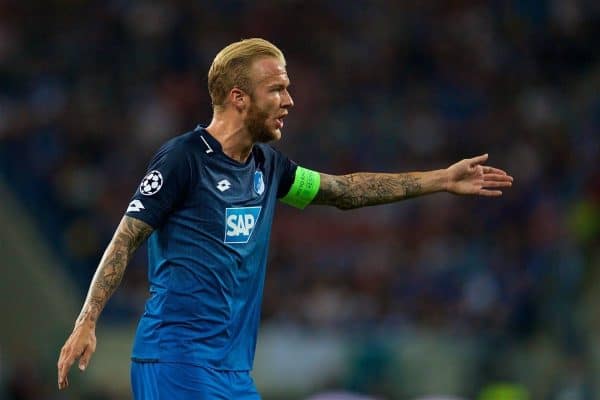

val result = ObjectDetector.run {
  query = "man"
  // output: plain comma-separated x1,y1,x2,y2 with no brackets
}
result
57,38,513,399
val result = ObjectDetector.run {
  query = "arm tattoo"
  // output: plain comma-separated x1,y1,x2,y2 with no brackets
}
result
398,175,422,197
76,216,153,325
313,173,423,210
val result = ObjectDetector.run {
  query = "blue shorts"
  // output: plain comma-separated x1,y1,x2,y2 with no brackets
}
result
130,361,260,400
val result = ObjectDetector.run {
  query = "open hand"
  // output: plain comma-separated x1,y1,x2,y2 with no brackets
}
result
446,154,513,196
57,321,97,390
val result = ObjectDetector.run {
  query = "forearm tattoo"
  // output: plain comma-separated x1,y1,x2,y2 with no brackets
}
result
76,216,153,325
314,173,423,210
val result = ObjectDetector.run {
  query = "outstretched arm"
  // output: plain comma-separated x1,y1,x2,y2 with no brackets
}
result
57,215,153,390
312,154,513,210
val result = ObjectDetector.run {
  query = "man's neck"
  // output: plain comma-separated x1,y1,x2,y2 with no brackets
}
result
205,114,253,163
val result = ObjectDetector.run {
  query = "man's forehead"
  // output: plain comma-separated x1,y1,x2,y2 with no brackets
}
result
251,57,289,85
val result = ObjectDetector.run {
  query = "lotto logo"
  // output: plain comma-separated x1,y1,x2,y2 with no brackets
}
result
224,206,261,244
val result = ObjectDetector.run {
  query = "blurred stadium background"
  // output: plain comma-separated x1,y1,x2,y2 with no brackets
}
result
1,1,599,399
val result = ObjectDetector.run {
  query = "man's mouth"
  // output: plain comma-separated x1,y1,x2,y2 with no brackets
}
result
275,114,287,129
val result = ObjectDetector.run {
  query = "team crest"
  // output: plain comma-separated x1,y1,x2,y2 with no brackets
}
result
254,171,265,195
140,170,163,196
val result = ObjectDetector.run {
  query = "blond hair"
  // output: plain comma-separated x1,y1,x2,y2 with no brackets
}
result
208,38,286,110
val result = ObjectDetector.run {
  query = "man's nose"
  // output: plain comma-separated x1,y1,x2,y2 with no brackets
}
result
282,90,294,108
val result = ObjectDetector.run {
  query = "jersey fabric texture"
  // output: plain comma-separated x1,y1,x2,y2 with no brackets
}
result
125,125,297,371
130,361,260,400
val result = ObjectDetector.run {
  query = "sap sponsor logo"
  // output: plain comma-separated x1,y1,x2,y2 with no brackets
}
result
224,206,261,244
127,199,145,212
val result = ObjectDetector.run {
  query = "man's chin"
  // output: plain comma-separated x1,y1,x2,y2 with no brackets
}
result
271,128,282,141
254,128,281,143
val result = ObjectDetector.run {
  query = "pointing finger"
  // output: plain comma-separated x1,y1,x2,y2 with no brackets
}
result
483,166,508,175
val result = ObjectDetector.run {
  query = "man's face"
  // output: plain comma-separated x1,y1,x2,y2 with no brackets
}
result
244,57,294,143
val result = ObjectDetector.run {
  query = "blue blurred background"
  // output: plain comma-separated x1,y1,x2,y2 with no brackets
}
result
0,1,599,399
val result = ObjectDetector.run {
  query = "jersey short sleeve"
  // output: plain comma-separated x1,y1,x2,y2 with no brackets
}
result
274,148,298,199
125,140,192,228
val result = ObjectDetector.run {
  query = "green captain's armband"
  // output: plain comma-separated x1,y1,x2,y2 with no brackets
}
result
280,166,320,209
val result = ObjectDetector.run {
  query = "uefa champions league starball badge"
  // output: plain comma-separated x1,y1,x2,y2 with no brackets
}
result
140,170,164,196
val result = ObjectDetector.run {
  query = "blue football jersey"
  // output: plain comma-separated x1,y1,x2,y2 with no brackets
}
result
125,125,296,371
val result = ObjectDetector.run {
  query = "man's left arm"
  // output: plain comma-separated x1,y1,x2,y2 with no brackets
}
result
312,154,513,210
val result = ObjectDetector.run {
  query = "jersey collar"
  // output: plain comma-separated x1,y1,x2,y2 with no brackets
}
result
194,125,256,167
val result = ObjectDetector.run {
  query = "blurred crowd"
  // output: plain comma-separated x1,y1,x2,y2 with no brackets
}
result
1,0,599,398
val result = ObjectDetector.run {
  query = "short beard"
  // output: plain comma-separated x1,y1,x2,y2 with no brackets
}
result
245,102,276,143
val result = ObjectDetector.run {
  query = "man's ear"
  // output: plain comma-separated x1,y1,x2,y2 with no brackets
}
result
230,88,247,111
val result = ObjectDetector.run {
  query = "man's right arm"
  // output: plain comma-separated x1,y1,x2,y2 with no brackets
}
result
57,215,153,390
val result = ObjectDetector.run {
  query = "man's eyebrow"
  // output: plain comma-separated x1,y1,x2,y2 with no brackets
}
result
266,78,291,88
267,82,290,88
